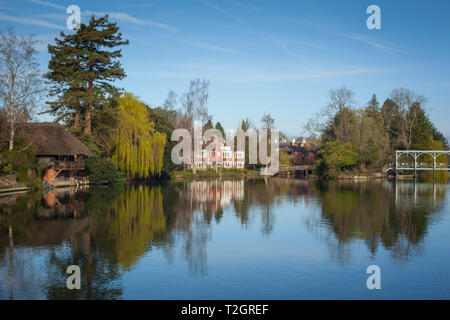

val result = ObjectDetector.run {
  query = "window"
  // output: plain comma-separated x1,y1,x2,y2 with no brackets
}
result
223,151,232,158
235,151,244,159
223,161,233,168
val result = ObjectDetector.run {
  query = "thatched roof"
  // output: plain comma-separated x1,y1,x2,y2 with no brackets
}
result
18,122,93,157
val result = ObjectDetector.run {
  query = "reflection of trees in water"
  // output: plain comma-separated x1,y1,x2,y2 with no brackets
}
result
2,178,443,298
312,181,446,263
35,184,168,299
43,233,123,300
232,178,314,234
89,185,167,270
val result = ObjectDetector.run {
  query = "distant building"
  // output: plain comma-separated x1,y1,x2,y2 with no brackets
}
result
189,135,245,171
279,138,318,166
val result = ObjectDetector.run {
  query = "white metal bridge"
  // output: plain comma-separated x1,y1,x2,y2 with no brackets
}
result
395,150,450,174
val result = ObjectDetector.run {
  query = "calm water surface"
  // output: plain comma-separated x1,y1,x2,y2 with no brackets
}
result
1,178,449,299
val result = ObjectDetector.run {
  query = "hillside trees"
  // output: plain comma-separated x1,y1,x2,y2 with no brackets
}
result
307,87,447,178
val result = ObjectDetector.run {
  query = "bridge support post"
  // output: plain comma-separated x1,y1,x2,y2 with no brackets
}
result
433,153,437,179
395,151,398,177
414,152,417,178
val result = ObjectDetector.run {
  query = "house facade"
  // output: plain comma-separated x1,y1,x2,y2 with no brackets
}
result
190,136,245,171
279,139,318,166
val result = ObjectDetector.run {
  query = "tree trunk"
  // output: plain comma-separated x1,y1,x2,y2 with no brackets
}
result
9,83,14,150
74,110,81,130
9,120,14,150
84,107,92,135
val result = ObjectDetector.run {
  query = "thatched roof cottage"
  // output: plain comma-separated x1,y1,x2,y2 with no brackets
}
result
18,122,93,185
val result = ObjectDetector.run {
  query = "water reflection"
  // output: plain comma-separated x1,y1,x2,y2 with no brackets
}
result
311,181,446,264
0,178,448,299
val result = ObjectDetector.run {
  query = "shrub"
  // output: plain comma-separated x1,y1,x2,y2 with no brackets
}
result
85,157,123,184
1,135,38,179
315,141,359,179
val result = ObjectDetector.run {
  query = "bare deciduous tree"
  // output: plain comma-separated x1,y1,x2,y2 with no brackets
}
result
163,90,177,111
390,88,426,150
0,28,43,150
305,86,356,142
178,78,211,132
261,113,275,129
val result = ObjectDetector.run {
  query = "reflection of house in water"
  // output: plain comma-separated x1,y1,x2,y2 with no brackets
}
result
188,180,245,214
0,188,91,248
39,187,89,219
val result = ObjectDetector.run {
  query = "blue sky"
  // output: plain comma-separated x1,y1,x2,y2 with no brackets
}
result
1,0,449,138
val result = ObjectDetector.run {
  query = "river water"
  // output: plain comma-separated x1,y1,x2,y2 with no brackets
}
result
0,178,449,299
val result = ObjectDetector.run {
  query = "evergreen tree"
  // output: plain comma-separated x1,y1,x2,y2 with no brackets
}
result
215,122,225,137
147,106,180,174
240,118,250,131
366,94,380,114
45,15,128,136
203,119,214,132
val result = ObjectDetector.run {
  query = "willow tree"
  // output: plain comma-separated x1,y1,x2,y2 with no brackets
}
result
112,93,166,178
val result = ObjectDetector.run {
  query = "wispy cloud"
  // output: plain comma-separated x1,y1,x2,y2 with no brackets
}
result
201,0,243,24
28,0,177,32
225,0,260,11
223,66,390,83
117,3,158,9
335,32,401,54
180,39,238,53
29,0,65,10
0,12,65,29
85,11,177,32
129,63,394,84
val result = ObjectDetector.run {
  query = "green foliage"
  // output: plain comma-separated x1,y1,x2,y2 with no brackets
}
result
147,106,182,175
316,141,359,178
203,119,214,132
85,157,123,184
0,136,37,180
215,122,225,137
366,94,380,113
279,150,290,167
313,88,447,180
112,93,166,179
44,14,128,136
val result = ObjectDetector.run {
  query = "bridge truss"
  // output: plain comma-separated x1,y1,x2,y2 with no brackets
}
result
395,150,450,174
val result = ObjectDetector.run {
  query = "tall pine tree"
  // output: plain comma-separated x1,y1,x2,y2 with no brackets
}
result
366,94,380,113
45,15,128,135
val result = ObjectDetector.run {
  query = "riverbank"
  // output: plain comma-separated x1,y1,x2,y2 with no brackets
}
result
171,169,261,181
0,185,30,195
